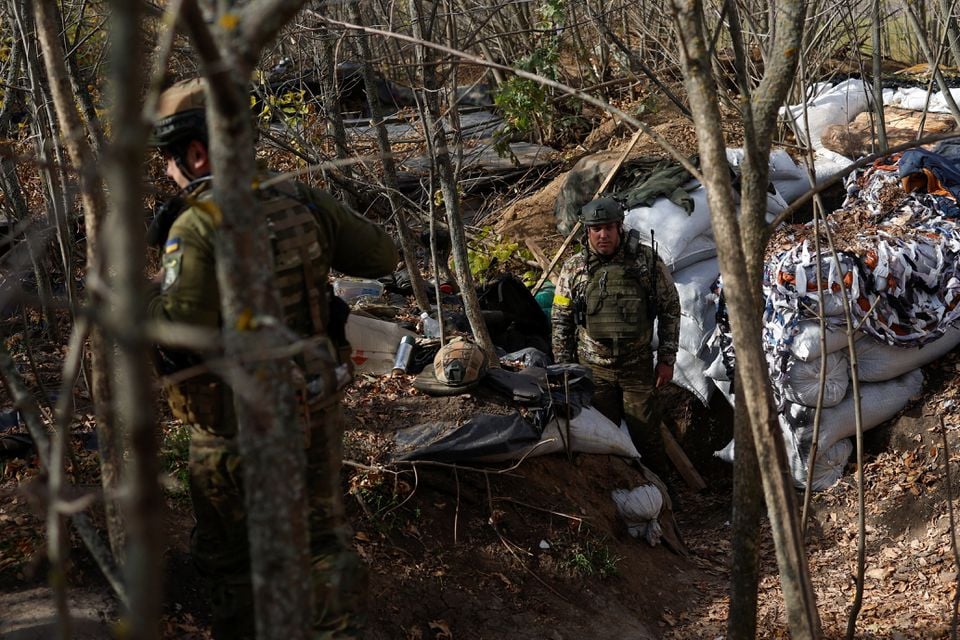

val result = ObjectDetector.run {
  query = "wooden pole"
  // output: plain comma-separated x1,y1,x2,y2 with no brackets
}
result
532,127,646,293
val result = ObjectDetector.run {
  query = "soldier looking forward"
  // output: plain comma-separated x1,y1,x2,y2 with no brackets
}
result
551,197,681,482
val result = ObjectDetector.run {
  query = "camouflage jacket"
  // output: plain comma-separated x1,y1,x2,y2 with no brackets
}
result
148,178,398,329
551,238,680,369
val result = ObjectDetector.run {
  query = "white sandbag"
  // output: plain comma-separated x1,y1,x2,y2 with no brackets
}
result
716,429,852,490
668,233,717,273
671,347,715,406
856,325,960,382
780,350,849,408
624,194,712,269
612,485,664,546
781,369,923,456
537,406,640,459
886,86,960,114
782,79,871,149
725,147,811,206
814,148,854,182
790,319,862,361
651,257,719,355
705,351,729,382
809,438,853,491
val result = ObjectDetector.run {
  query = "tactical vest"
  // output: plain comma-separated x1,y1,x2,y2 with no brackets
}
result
581,255,652,341
166,182,341,432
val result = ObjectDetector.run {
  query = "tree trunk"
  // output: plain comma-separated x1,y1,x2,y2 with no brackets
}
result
347,0,431,314
180,2,323,636
726,378,763,640
104,2,164,637
408,0,499,362
31,0,125,563
669,0,822,637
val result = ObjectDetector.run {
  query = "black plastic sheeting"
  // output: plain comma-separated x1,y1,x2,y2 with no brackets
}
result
393,413,541,462
393,362,596,463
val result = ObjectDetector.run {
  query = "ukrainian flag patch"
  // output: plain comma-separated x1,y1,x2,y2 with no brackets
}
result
164,237,181,254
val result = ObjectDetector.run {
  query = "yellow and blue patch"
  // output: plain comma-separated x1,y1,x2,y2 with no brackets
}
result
164,237,181,254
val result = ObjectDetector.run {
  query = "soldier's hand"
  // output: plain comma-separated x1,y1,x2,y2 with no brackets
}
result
655,362,674,389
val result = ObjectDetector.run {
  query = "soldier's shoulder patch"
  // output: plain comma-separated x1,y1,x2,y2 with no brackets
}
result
161,239,183,292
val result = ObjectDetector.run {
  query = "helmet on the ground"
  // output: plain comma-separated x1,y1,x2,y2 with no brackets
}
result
434,338,487,386
150,78,208,148
580,197,624,226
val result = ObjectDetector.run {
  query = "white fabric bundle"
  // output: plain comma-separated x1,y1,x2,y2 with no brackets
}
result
612,485,664,546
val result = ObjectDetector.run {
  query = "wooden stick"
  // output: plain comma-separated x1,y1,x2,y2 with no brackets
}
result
523,238,551,272
532,127,647,294
660,420,706,491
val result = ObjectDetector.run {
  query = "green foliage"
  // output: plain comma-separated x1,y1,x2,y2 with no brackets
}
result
160,423,191,497
558,534,621,578
466,227,536,282
253,89,313,127
350,470,414,536
493,0,566,153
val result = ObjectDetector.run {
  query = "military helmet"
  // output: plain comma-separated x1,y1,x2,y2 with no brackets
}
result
150,78,208,148
580,197,624,226
434,337,487,386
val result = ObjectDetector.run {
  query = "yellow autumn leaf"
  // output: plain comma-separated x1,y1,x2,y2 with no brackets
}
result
218,13,240,30
236,308,255,331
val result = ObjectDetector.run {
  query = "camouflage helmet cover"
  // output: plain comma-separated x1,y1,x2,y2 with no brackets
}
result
580,197,624,226
150,78,207,148
434,337,487,386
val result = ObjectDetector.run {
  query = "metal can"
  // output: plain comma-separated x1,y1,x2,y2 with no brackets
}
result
391,335,416,376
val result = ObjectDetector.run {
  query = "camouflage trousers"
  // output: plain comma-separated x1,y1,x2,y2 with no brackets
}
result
588,358,669,479
187,398,367,640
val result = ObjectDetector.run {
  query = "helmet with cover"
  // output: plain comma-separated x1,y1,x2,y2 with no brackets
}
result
149,78,208,149
433,337,488,387
579,197,624,227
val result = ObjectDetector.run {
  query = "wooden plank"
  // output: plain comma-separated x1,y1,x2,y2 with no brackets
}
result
660,422,706,491
524,238,551,272
532,127,646,294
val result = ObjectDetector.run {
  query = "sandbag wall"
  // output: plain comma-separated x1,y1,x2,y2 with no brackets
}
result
712,155,960,489
619,152,794,406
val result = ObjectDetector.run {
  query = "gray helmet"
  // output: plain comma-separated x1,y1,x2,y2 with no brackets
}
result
149,78,208,148
580,197,624,226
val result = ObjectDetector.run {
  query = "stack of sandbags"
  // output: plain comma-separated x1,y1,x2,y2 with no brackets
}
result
623,189,722,405
712,153,960,489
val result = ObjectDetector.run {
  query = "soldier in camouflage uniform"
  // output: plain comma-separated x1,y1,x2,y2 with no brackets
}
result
551,197,681,479
147,78,398,639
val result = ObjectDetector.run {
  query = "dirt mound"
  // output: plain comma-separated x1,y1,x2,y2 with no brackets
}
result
492,116,712,255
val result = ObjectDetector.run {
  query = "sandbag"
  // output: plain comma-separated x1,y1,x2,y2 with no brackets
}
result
790,320,863,362
808,438,853,491
536,406,641,459
716,433,851,491
672,347,715,406
651,257,719,355
624,195,711,270
781,369,923,459
780,350,849,408
781,79,872,149
856,325,960,382
887,86,960,114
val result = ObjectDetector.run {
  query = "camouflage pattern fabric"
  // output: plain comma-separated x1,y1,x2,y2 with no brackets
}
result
551,238,680,478
149,177,397,638
551,240,680,368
